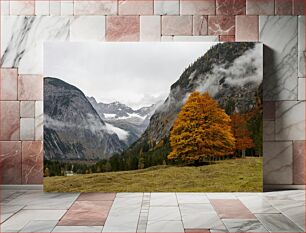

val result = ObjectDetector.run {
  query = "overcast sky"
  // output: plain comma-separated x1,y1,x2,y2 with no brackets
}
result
44,42,217,109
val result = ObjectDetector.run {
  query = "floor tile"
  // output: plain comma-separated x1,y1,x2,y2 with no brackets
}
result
177,193,210,204
184,229,210,233
256,213,304,232
148,206,181,221
262,190,305,201
52,226,103,232
150,193,178,206
19,220,58,232
206,193,237,199
182,210,222,229
238,196,279,213
146,220,184,233
222,219,269,232
77,192,116,201
1,204,25,223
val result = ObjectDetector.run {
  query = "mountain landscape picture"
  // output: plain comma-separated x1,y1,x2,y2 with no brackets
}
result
43,42,263,192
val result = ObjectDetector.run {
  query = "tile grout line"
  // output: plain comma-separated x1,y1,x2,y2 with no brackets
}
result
136,192,150,232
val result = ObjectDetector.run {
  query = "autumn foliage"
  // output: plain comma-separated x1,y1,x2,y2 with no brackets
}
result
168,92,235,163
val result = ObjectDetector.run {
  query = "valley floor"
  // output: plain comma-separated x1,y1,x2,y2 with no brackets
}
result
44,157,262,192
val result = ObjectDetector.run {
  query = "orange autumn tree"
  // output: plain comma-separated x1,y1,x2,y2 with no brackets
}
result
231,113,254,157
168,92,235,164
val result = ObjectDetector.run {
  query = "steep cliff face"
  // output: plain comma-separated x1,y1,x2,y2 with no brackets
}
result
44,77,126,161
126,42,262,154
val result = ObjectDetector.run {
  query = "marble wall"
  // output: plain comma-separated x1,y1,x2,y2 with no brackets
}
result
0,0,305,187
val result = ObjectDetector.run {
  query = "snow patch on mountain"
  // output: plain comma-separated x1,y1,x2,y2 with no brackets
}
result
105,123,129,141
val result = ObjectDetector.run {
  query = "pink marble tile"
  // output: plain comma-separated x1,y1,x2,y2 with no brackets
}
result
106,16,140,41
216,0,246,15
185,230,210,233
235,15,258,41
210,199,256,219
293,140,305,184
208,16,235,36
10,0,35,15
263,101,275,120
77,193,116,201
18,75,43,101
58,201,113,226
162,16,192,36
0,141,22,184
22,141,43,184
0,101,20,141
20,101,35,118
140,16,161,41
293,0,305,15
0,69,18,100
193,16,208,36
275,0,293,15
74,0,117,15
180,0,215,15
219,35,235,42
246,0,274,15
119,0,153,15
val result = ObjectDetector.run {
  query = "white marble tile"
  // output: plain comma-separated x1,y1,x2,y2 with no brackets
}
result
148,207,181,221
298,16,305,78
52,226,103,232
298,78,305,100
10,1,35,15
256,214,303,232
154,0,179,15
260,16,298,101
50,1,61,16
35,1,50,15
238,196,279,214
262,190,305,201
176,193,210,204
150,193,178,206
20,220,58,232
223,219,268,232
1,204,25,223
35,101,43,140
161,35,219,41
1,16,70,74
61,1,74,16
263,120,275,141
74,1,117,15
20,118,35,140
146,221,184,233
115,192,143,198
70,16,105,41
206,193,237,199
20,101,35,118
275,101,305,140
263,141,293,184
140,16,161,41
1,0,10,15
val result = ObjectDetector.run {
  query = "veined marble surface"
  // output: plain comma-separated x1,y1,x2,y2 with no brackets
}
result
298,16,305,78
260,16,298,101
1,16,70,74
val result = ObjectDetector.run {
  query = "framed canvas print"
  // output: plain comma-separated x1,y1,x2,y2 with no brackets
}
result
43,42,263,192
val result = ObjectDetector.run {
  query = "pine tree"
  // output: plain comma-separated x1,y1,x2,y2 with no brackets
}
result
168,92,235,164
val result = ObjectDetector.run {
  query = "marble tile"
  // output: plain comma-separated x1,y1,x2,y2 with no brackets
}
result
148,207,181,221
263,120,275,141
18,75,43,100
20,220,58,232
216,0,246,15
0,101,20,140
49,1,61,16
256,213,303,232
1,0,10,15
140,16,161,41
235,15,258,41
219,35,235,42
162,16,192,36
246,0,274,15
115,192,143,198
21,141,43,184
177,193,210,204
70,16,106,41
263,101,275,120
262,190,305,201
146,221,184,233
0,141,22,184
167,36,219,41
206,193,237,199
77,192,116,201
35,101,43,140
1,16,70,74
263,141,293,184
0,209,66,232
20,101,35,118
154,0,179,15
180,0,215,15
275,101,305,140
0,68,18,100
260,16,298,101
184,229,210,233
1,204,25,223
61,1,74,16
210,199,256,219
10,0,35,15
275,0,293,15
293,140,305,184
35,1,50,15
193,16,208,36
150,193,178,206
298,16,305,78
293,0,305,15
106,16,139,41
208,16,235,36
52,226,104,232
223,219,268,232
119,0,153,15
20,118,35,140
238,196,279,213
74,1,117,15
298,78,305,100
